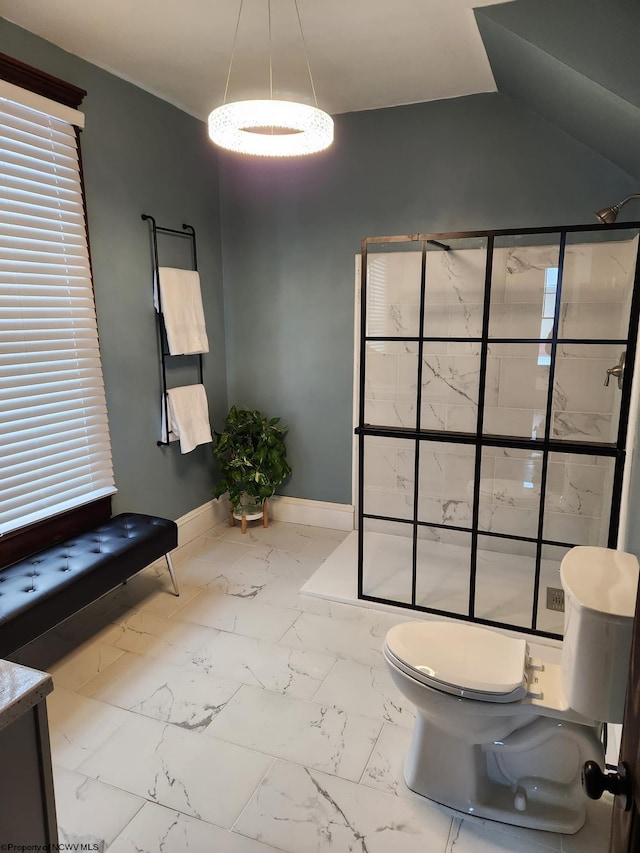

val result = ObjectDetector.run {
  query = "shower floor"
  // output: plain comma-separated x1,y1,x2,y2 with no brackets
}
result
302,530,564,636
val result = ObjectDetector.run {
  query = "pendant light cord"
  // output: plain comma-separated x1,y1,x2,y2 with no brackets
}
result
223,0,320,109
268,0,273,100
293,0,319,108
223,0,245,105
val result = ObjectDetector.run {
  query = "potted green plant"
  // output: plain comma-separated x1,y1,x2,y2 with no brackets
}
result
212,406,292,530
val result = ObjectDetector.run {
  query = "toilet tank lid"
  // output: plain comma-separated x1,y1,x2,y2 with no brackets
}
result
385,621,527,695
560,547,639,618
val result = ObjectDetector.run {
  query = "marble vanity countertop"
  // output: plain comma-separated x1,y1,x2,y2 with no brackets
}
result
0,659,53,733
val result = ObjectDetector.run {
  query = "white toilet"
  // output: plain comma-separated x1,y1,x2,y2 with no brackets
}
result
383,546,639,834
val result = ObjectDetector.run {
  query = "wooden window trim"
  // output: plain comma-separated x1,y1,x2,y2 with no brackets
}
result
0,52,86,108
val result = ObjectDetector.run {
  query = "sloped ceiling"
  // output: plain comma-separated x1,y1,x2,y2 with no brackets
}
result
0,0,507,118
476,0,640,183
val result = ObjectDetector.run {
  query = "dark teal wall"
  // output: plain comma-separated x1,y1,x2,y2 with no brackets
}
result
476,1,640,183
0,19,227,521
219,93,636,504
4,15,639,519
479,0,640,110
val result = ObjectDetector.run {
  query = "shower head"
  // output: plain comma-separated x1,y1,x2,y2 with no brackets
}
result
595,193,640,224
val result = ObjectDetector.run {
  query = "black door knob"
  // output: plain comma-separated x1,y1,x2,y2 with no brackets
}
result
582,760,632,811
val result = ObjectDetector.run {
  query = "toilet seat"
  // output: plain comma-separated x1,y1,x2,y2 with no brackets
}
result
384,621,529,703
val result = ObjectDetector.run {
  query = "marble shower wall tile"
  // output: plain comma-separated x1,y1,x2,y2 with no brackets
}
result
424,247,487,313
552,412,613,444
544,511,608,548
365,342,419,407
361,240,634,551
421,353,480,407
553,354,617,413
561,239,637,306
364,436,415,520
543,455,614,546
365,399,417,429
418,444,475,499
545,458,609,517
552,350,620,444
364,488,415,519
483,406,546,439
492,349,549,411
478,503,540,539
559,300,627,340
366,349,401,401
490,454,542,509
477,448,543,539
366,252,422,337
442,301,485,338
489,302,548,339
491,244,560,305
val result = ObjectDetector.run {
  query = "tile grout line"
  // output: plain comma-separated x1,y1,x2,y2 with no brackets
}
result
228,756,277,836
356,718,386,787
308,655,340,704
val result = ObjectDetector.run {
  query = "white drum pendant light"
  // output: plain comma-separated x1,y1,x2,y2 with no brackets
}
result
208,0,333,157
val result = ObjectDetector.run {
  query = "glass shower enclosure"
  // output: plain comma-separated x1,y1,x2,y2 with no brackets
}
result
356,223,640,638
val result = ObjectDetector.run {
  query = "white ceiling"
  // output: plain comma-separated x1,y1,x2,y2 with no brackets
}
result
0,0,511,119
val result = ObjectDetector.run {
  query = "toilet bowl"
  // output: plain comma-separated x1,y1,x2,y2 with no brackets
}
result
383,546,639,834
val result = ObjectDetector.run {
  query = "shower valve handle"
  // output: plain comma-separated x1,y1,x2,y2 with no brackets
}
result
604,352,625,390
582,760,632,810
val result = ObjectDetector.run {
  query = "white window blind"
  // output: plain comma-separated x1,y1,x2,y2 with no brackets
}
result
0,93,116,536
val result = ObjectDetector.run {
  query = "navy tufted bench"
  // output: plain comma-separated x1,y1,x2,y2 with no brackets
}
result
0,513,179,658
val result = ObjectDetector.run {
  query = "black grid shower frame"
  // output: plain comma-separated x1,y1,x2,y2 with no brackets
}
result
356,222,640,639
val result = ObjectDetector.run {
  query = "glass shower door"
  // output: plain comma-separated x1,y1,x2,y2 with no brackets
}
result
357,225,640,638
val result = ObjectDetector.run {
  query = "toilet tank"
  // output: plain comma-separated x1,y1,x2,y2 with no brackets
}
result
561,546,639,723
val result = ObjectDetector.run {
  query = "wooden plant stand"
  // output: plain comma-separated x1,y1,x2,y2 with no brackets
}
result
230,499,269,534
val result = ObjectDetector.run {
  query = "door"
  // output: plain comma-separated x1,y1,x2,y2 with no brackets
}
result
610,581,640,851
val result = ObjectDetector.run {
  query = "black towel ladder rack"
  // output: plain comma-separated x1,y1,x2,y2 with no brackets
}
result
142,214,204,446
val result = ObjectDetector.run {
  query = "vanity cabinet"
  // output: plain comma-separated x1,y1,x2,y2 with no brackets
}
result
0,661,57,845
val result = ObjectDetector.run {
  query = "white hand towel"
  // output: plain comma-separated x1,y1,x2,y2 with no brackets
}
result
157,267,209,355
166,385,212,454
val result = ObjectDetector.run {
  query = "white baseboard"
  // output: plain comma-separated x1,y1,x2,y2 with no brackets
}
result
175,497,229,546
174,495,354,544
268,495,354,531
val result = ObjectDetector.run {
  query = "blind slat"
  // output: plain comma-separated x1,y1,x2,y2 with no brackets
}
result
0,92,116,536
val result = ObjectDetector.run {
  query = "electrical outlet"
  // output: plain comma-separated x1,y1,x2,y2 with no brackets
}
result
546,587,565,612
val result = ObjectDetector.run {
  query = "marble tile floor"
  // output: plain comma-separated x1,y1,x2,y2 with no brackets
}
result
12,519,612,853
